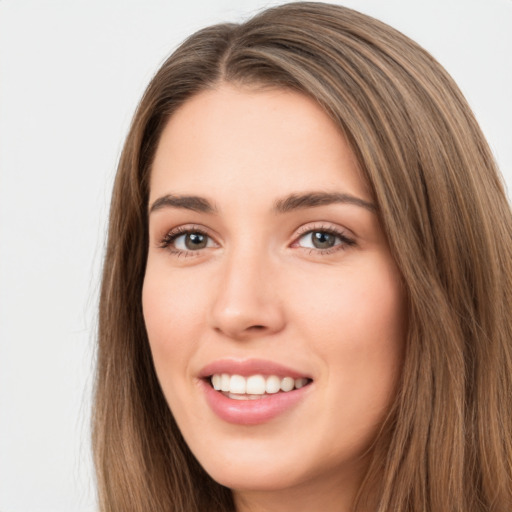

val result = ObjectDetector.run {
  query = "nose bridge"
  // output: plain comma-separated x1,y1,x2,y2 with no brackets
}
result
209,238,284,338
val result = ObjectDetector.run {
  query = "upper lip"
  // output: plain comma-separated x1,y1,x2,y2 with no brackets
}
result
198,358,312,380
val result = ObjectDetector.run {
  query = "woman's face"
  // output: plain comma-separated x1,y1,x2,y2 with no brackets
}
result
143,84,405,505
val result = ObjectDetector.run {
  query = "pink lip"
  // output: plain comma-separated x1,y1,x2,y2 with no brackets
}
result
199,358,311,379
200,380,312,425
198,359,313,425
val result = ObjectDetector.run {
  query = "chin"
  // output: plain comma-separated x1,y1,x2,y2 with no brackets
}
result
205,461,311,493
185,426,369,496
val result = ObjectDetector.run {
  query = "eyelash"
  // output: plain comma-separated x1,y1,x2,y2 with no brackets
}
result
293,223,356,255
158,223,355,257
158,225,212,257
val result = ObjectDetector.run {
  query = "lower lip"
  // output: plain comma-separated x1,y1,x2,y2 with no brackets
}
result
200,379,311,425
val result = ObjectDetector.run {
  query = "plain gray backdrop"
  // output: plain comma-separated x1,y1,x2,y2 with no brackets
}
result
0,1,511,511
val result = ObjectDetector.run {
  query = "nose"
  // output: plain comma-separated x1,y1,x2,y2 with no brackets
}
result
209,250,286,340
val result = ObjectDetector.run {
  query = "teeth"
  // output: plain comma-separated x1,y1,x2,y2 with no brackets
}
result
281,377,294,392
212,374,221,390
209,373,310,396
295,377,308,389
220,373,231,392
230,374,246,394
246,375,266,394
266,375,281,394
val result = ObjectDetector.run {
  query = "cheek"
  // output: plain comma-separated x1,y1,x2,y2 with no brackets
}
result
142,265,205,387
142,270,207,435
290,257,405,406
142,254,209,330
292,256,405,344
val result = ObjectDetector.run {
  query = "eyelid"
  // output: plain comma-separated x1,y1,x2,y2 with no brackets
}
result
155,221,356,257
291,222,356,252
158,224,219,252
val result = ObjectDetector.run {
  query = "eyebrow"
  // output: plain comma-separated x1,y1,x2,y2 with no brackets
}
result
148,191,376,215
149,194,217,214
274,192,376,213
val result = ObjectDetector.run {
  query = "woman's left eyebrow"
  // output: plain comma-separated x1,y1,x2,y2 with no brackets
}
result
273,192,376,213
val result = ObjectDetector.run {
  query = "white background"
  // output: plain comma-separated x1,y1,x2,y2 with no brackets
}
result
0,1,510,511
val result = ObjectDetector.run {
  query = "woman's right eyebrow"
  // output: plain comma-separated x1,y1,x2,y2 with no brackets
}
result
149,194,217,214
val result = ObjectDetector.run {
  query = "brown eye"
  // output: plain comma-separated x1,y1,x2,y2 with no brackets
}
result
184,232,208,250
298,230,339,250
295,228,355,253
311,231,337,249
168,230,215,252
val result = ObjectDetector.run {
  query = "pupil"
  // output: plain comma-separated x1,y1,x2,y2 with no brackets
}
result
312,231,335,249
185,233,207,250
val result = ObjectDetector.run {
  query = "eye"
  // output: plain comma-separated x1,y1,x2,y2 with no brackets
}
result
159,227,217,254
299,231,339,249
294,226,355,253
176,232,212,250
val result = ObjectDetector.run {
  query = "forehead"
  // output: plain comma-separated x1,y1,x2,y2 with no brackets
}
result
149,84,370,204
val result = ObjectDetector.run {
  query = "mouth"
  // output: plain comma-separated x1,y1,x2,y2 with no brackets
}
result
199,360,313,425
206,373,312,400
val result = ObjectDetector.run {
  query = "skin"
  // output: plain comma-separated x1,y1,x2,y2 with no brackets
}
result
143,84,406,512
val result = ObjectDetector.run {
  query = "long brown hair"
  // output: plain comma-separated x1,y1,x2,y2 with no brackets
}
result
93,3,512,511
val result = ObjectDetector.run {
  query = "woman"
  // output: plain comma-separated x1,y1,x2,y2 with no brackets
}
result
93,2,512,511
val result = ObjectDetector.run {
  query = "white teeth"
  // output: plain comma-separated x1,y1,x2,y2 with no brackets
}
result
265,375,281,394
294,378,308,389
220,373,230,392
227,393,263,400
229,374,246,394
212,374,221,390
246,375,266,394
210,373,310,396
281,377,295,392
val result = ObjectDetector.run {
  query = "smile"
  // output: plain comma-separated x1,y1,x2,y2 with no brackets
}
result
199,360,313,425
210,373,310,398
